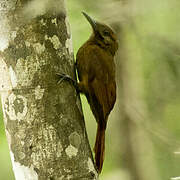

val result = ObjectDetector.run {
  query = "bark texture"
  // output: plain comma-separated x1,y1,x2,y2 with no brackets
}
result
0,0,97,179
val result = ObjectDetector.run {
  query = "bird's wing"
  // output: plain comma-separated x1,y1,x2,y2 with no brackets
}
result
77,45,116,126
90,78,116,126
86,47,116,126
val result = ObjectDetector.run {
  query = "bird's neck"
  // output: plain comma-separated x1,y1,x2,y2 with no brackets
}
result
88,34,116,56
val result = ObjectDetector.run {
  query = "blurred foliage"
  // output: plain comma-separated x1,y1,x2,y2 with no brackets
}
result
0,102,14,180
1,0,180,179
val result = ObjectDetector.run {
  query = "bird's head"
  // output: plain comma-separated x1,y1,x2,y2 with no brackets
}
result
82,11,118,55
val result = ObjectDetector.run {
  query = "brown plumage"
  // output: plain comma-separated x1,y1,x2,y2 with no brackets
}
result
76,12,118,173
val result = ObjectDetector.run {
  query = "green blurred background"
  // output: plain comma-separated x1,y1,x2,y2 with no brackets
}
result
1,0,180,179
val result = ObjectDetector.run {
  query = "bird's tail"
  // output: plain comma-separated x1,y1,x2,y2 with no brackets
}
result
94,124,105,174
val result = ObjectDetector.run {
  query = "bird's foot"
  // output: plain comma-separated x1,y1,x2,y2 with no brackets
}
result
56,73,79,91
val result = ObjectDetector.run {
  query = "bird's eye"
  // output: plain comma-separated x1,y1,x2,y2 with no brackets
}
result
103,30,110,36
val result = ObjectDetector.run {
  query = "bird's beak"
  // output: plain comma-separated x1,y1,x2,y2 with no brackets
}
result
82,11,97,32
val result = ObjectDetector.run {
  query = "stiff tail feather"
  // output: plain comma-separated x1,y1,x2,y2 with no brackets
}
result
94,125,105,174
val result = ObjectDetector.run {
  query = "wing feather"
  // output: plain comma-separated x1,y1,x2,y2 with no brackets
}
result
90,78,116,127
76,44,116,126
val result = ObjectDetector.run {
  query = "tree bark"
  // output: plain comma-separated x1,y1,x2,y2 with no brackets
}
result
0,0,97,179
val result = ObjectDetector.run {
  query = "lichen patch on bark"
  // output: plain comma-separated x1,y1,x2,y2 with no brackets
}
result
65,38,73,54
65,145,78,158
25,41,31,47
67,175,73,180
32,43,45,54
34,85,45,100
64,16,73,55
40,19,46,26
69,131,81,149
0,18,10,51
15,55,47,87
87,158,97,176
10,31,17,41
0,59,13,92
65,17,70,37
45,34,62,50
0,32,9,51
10,151,38,180
4,93,28,121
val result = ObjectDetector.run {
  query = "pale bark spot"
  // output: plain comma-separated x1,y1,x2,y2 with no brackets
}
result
65,145,78,158
21,141,25,146
19,152,26,160
87,158,94,171
16,56,46,86
0,10,10,51
16,57,35,86
40,19,46,26
31,126,63,167
58,175,65,180
51,18,57,26
65,16,73,54
51,35,61,50
14,163,38,180
0,59,12,91
67,175,73,180
87,158,97,174
5,129,12,145
0,34,9,51
33,43,45,54
9,66,17,88
4,93,28,121
10,151,38,180
65,16,71,37
65,38,73,54
35,85,45,100
25,41,31,47
56,141,63,158
45,35,62,50
11,31,17,40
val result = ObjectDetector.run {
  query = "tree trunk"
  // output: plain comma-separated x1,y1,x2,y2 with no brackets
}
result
0,0,97,179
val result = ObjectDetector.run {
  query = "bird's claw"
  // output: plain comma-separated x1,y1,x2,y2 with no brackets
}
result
56,73,73,84
56,73,79,92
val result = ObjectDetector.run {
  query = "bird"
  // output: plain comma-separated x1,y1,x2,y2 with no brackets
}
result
58,12,118,174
